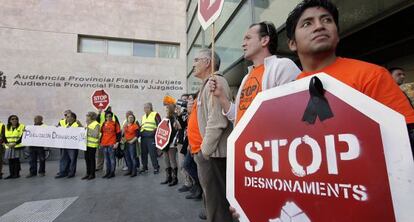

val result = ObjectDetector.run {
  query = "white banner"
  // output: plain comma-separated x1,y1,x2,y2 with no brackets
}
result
22,125,87,151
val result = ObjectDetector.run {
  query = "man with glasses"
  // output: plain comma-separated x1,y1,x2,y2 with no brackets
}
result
191,48,233,222
210,21,301,125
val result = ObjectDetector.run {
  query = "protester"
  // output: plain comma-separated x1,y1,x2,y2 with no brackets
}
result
0,120,5,179
192,48,234,222
209,21,301,125
184,93,203,202
175,94,194,192
389,67,406,86
96,106,119,171
123,113,140,177
3,115,25,179
100,111,121,179
82,112,100,180
56,112,82,178
140,102,161,174
229,0,414,218
160,104,181,186
26,115,46,178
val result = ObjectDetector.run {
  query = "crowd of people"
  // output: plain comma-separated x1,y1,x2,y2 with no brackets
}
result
1,0,413,221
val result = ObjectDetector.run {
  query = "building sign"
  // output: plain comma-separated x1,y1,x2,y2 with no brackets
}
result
0,71,185,125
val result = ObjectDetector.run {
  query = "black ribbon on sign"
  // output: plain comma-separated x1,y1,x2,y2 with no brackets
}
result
301,76,334,124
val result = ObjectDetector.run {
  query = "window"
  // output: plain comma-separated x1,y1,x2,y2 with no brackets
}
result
159,44,179,59
79,38,106,54
133,42,156,57
215,2,251,70
108,40,133,56
78,36,180,59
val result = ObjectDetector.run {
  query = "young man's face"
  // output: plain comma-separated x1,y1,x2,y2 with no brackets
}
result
242,25,267,61
391,69,406,85
289,7,339,56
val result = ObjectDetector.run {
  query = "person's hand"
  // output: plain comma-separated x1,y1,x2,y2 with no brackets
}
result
113,143,119,149
187,98,194,113
208,76,224,98
173,121,181,130
8,143,16,148
229,206,240,219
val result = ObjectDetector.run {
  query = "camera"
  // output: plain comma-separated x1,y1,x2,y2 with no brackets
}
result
176,99,188,108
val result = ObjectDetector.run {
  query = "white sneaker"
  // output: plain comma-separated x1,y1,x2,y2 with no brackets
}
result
122,166,128,171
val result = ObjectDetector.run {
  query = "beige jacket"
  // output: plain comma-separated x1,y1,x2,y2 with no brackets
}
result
197,73,233,158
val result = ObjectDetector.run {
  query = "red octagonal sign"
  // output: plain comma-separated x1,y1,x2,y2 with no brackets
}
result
155,118,172,150
91,89,110,111
227,73,414,222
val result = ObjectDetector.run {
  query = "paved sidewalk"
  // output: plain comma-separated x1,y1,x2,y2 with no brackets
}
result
0,160,204,222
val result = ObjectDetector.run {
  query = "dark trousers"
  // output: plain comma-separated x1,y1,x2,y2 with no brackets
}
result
8,158,21,177
29,147,45,175
183,151,199,182
84,147,96,176
59,149,78,176
0,145,4,176
140,137,159,170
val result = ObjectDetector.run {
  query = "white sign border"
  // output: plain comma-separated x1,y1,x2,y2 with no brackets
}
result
197,0,225,30
91,89,110,111
227,73,414,222
155,118,172,150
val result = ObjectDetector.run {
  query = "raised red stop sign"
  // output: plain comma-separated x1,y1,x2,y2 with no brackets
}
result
91,89,110,110
155,118,172,150
227,73,414,222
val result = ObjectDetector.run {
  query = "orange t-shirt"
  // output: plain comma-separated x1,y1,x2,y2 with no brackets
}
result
237,64,265,123
101,120,121,146
187,104,203,154
297,57,414,123
124,123,139,141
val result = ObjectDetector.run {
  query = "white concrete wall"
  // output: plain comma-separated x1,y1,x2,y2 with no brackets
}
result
0,0,187,125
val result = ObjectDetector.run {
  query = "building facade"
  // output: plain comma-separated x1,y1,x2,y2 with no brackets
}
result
0,0,187,125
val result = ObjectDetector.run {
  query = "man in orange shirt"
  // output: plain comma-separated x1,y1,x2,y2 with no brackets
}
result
100,111,121,178
210,21,301,125
185,94,203,198
285,0,414,148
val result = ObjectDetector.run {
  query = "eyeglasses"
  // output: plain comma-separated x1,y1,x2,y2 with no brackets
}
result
193,57,209,63
10,118,17,120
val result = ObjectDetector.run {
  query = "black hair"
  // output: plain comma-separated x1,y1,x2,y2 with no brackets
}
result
189,92,198,100
286,0,339,40
249,21,278,55
388,67,404,74
105,111,114,118
7,115,19,130
127,114,136,123
69,112,77,120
